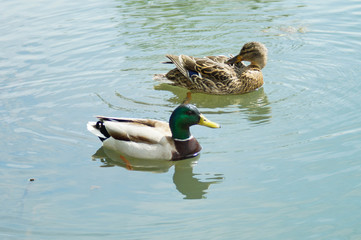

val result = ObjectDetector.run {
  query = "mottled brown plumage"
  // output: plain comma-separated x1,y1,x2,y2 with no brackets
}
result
159,42,268,95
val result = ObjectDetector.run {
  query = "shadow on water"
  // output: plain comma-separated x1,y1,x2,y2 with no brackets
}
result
96,85,271,124
92,147,224,199
155,84,272,124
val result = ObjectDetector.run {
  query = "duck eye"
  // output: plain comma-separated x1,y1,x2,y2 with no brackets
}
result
186,110,194,115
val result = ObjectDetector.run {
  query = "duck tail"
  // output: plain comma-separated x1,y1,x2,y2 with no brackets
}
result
165,54,188,78
161,61,173,64
87,121,110,142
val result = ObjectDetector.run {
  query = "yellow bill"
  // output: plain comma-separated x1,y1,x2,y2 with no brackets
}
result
198,114,221,128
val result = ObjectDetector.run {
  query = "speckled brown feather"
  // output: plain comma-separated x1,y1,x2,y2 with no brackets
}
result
161,42,267,95
165,61,263,94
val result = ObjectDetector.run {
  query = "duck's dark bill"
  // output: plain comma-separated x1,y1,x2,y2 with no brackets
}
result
226,55,242,65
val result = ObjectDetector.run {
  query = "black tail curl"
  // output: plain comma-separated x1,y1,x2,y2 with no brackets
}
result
95,121,110,141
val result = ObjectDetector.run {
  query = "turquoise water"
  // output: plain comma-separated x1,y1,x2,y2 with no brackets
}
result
1,0,361,239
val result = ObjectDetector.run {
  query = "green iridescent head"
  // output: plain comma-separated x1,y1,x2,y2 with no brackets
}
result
169,104,220,140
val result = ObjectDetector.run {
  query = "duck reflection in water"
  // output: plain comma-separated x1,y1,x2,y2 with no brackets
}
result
154,85,272,125
92,147,224,199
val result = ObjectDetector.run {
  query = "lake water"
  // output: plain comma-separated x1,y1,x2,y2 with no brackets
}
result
1,0,361,239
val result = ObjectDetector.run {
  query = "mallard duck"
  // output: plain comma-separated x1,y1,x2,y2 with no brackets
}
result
157,42,267,95
87,104,220,161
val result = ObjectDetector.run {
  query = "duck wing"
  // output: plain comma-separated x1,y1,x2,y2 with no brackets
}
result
204,55,229,64
166,54,237,82
87,117,171,144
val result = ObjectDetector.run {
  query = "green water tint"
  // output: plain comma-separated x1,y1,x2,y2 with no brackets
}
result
1,0,361,239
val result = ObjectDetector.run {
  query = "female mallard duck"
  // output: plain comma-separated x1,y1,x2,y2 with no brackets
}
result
87,104,220,161
158,42,267,95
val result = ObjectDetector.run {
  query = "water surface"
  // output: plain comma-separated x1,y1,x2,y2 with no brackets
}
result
1,0,361,239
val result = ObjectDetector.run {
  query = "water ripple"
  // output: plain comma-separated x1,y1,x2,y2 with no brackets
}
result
1,0,361,239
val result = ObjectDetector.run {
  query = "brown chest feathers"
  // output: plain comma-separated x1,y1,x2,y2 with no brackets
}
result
171,137,202,160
